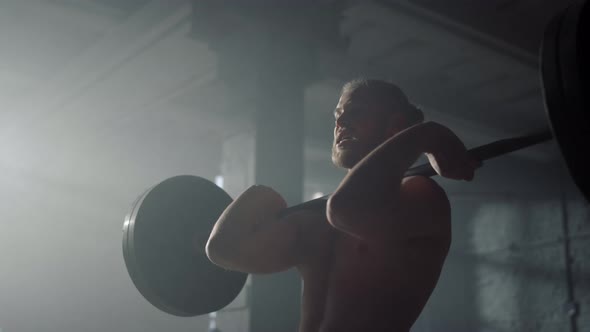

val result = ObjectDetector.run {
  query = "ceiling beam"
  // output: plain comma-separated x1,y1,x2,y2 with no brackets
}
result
312,1,554,162
0,0,191,139
373,0,538,68
313,54,555,163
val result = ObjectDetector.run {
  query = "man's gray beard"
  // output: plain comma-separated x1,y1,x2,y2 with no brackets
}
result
331,146,362,169
331,138,385,169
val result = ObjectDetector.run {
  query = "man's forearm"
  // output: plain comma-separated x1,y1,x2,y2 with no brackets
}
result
327,122,432,231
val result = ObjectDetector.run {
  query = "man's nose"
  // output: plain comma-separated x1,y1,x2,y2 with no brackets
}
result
335,112,352,128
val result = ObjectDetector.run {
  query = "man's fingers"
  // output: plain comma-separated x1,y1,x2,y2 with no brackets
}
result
464,160,479,181
449,159,476,181
469,158,483,169
464,168,475,181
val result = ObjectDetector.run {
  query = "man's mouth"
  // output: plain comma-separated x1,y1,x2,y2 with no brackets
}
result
337,135,358,147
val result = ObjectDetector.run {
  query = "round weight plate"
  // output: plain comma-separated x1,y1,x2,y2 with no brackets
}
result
542,0,590,202
123,175,247,316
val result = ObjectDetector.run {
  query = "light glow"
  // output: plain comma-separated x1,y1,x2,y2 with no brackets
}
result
312,191,324,199
214,175,224,189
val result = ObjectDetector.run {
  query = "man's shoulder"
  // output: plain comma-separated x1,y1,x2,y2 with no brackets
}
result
397,176,451,240
280,210,336,241
286,211,337,264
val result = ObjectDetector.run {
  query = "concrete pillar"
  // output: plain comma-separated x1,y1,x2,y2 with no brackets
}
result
214,59,305,332
218,81,304,330
191,3,345,331
248,64,307,332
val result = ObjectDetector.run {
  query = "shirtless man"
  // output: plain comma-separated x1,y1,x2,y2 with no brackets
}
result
206,79,480,332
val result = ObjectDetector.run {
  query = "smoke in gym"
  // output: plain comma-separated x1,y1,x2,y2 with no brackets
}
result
0,1,588,331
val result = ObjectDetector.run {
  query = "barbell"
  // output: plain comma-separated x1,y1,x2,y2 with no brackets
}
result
122,1,588,317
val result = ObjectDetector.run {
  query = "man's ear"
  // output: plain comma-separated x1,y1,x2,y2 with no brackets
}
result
385,113,408,137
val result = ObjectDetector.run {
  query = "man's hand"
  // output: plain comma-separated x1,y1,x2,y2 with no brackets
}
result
422,122,482,181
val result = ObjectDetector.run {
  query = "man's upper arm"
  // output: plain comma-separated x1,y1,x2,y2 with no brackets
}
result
206,210,305,274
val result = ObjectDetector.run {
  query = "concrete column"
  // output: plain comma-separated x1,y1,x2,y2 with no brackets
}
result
249,62,307,332
217,75,305,332
214,73,305,332
210,16,310,332
191,3,345,331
